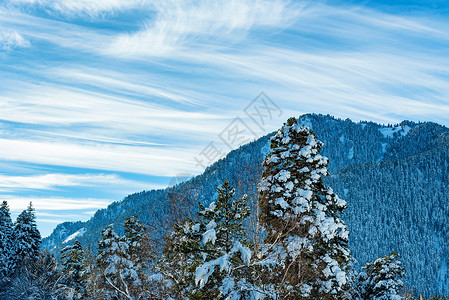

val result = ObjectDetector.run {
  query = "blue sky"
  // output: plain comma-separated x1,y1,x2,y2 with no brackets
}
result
1,0,449,236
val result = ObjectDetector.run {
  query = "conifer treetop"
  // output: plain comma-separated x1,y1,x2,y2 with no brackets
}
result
13,201,41,261
258,117,350,298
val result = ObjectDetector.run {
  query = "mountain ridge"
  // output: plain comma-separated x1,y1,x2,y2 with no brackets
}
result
42,113,449,296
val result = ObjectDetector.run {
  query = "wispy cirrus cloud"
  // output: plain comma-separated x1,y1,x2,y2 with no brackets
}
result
0,137,198,177
6,0,300,56
2,0,449,237
5,195,112,211
0,173,153,192
107,0,300,57
0,81,233,145
8,0,146,17
0,30,29,50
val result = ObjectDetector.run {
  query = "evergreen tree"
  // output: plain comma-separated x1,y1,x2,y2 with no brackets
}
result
0,200,15,286
198,179,250,253
96,224,139,299
124,215,149,274
164,179,252,299
4,250,64,299
193,179,252,299
13,202,41,263
123,215,153,297
257,117,350,299
61,241,87,299
360,251,405,300
161,217,204,299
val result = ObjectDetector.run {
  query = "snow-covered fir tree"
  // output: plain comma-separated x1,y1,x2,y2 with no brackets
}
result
164,179,253,299
123,215,152,296
360,251,405,300
124,216,148,272
96,225,134,298
3,250,63,299
161,217,204,298
13,202,41,263
258,117,350,299
61,241,87,299
96,224,143,299
194,179,252,299
0,201,15,289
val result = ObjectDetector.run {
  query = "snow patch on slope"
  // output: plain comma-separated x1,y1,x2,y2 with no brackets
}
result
347,147,354,159
63,228,86,244
381,143,388,153
379,125,413,138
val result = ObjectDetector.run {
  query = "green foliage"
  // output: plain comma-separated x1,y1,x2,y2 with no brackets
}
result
161,218,204,298
123,215,154,296
199,179,250,251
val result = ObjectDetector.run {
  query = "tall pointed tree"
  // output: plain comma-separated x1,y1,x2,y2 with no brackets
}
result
193,179,252,299
163,180,252,299
258,117,350,299
61,241,87,299
161,217,204,299
123,215,152,297
0,200,15,286
13,202,41,263
96,224,138,299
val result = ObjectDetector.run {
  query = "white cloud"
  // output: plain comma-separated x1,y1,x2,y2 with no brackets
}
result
0,137,199,176
9,0,146,17
107,0,300,57
0,82,228,137
0,8,108,54
0,173,154,191
0,30,29,50
49,67,202,106
4,195,112,211
2,0,300,58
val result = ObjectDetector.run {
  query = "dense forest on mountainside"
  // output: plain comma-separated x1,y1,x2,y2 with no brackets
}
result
42,114,449,296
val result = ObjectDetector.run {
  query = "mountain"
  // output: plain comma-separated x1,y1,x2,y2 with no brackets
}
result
42,114,449,296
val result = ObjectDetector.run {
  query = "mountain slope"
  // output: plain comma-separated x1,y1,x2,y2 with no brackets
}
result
42,114,449,296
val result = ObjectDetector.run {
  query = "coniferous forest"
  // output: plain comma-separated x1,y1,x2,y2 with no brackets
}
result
1,116,447,299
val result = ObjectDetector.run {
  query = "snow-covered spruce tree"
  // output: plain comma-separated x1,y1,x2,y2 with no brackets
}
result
123,215,153,297
4,250,64,300
13,202,41,264
61,241,87,299
360,251,405,300
0,200,15,287
96,224,139,299
258,117,350,299
194,179,252,299
164,179,252,299
162,217,204,299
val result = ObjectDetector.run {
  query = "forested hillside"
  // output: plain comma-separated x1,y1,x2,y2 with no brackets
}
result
43,114,449,296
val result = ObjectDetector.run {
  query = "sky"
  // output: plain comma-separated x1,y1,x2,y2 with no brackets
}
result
1,0,449,237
